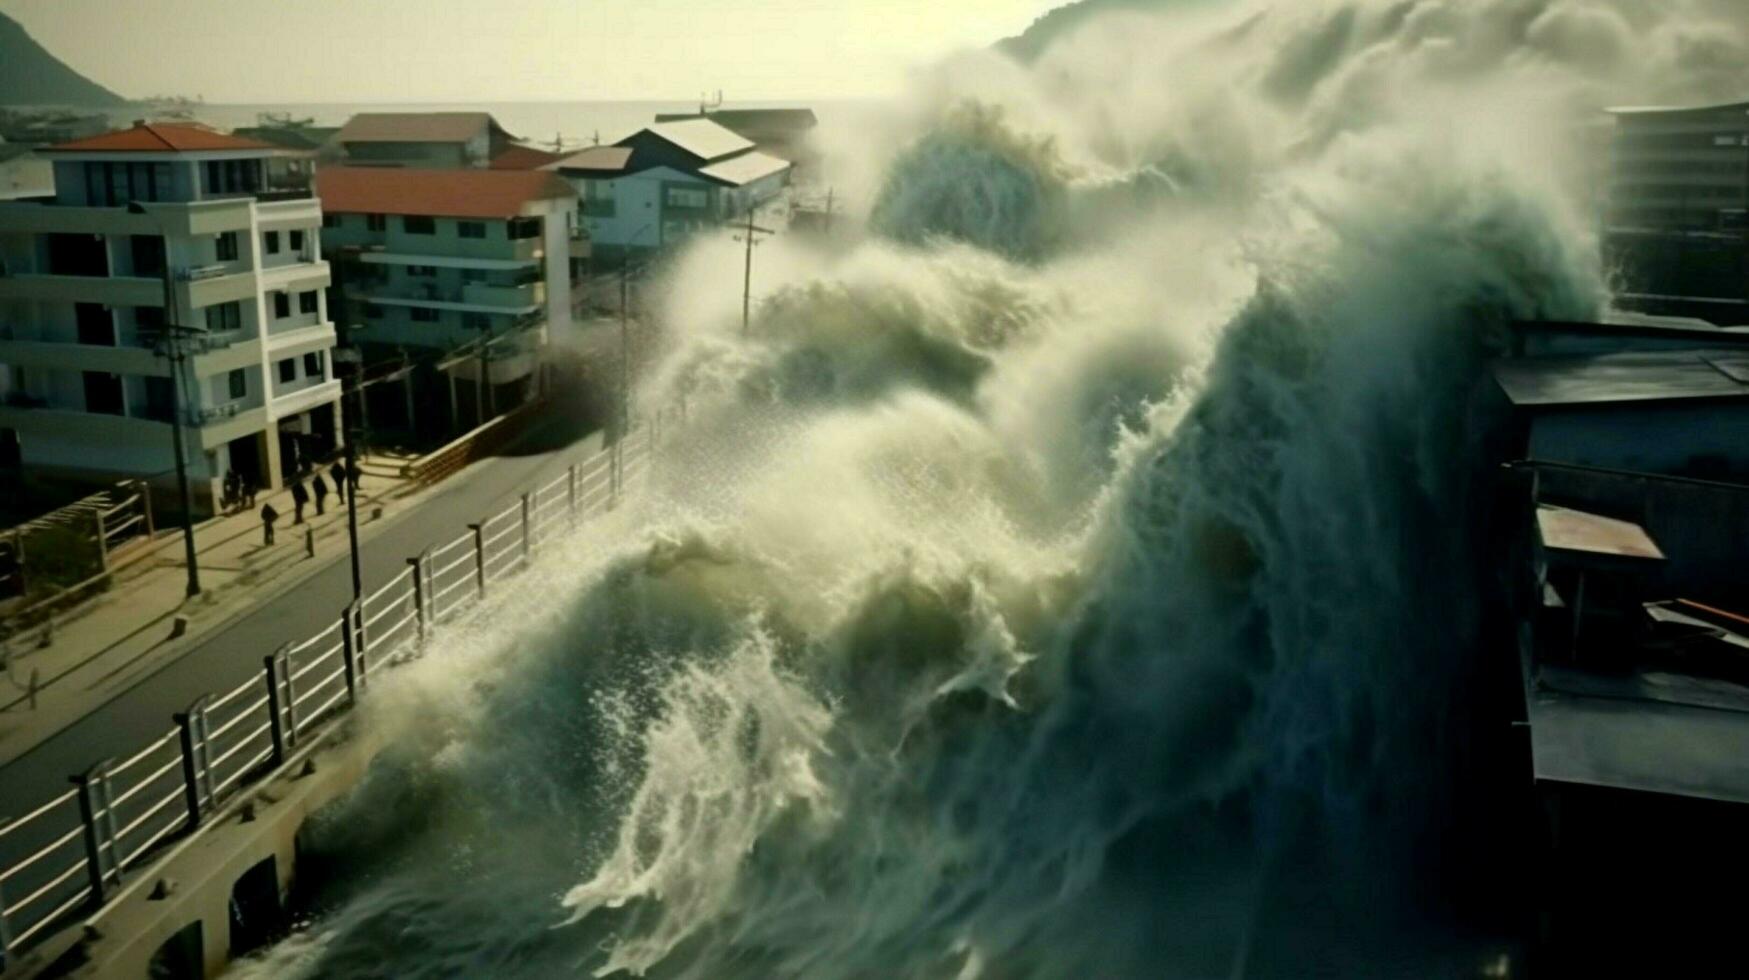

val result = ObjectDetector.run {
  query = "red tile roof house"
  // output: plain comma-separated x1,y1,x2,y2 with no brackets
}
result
313,167,581,438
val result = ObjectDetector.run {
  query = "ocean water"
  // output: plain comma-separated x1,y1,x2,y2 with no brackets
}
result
219,2,1748,978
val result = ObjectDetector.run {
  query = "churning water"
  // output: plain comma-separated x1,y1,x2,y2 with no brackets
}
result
239,2,1749,977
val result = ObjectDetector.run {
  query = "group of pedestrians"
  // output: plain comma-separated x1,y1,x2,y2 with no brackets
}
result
220,470,259,515
258,457,362,546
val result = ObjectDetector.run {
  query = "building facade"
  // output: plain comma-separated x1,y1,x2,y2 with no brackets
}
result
315,167,577,436
0,122,340,512
1606,100,1749,323
551,119,791,261
334,112,515,169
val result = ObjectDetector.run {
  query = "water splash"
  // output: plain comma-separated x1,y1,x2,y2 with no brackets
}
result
239,2,1749,978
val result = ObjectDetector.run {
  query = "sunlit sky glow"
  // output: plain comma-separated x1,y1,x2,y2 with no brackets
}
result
2,0,1066,102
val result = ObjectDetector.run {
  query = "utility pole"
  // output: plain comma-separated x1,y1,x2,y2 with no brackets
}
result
131,202,200,598
477,325,493,426
336,333,364,600
736,210,774,334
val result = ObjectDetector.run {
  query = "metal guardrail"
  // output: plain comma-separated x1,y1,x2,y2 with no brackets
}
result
0,421,659,969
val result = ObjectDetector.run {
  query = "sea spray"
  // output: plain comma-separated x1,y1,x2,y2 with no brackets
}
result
234,1,1749,978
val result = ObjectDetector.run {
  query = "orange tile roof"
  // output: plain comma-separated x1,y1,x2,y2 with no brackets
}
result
48,122,278,153
315,167,575,219
490,145,565,170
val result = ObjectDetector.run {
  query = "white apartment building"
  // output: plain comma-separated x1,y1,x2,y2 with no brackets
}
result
0,122,341,513
315,167,577,434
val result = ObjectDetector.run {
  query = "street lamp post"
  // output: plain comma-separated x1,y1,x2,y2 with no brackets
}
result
130,202,201,598
334,337,365,601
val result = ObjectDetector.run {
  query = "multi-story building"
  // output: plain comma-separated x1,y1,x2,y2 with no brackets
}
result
0,122,340,512
652,108,818,172
334,112,516,169
1606,100,1749,323
315,166,577,436
551,118,791,262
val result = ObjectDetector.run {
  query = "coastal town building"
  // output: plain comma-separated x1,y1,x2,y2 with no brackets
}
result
0,122,339,512
0,140,51,201
549,118,791,262
1605,100,1749,324
334,112,517,169
652,107,818,170
314,166,578,436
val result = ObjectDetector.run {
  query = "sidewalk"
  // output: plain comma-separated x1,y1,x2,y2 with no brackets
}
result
0,452,432,766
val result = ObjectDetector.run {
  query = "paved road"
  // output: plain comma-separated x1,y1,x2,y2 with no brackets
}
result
0,426,604,815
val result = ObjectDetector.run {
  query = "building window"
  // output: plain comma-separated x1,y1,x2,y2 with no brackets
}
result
289,230,305,252
205,301,241,333
367,213,387,232
278,359,296,383
75,304,114,346
82,372,124,416
216,231,239,262
458,221,486,239
299,290,318,314
273,292,290,318
462,312,489,331
461,267,486,283
322,213,339,229
664,186,710,209
228,368,247,400
364,303,384,320
410,307,439,323
264,231,280,255
130,236,166,278
403,216,436,235
506,216,542,239
205,159,261,195
136,306,165,334
581,180,615,217
407,264,437,278
303,351,324,379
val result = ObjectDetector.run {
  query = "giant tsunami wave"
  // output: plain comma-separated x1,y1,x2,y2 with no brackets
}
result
239,1,1749,977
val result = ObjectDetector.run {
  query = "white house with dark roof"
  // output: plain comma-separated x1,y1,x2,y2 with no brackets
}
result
548,118,791,260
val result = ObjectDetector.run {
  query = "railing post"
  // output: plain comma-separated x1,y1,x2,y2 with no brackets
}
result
173,696,212,830
567,462,579,522
141,481,156,538
340,603,360,705
0,851,14,963
353,599,371,690
468,523,487,596
263,647,289,768
93,508,110,573
71,759,120,907
520,492,533,562
408,552,428,644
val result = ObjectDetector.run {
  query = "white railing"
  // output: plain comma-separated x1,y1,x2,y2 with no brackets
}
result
0,417,664,967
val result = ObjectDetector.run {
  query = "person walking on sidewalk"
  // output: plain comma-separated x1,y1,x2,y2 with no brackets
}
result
291,480,310,525
260,501,279,545
312,472,330,516
330,459,349,503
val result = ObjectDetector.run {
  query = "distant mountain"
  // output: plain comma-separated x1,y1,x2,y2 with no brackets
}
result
0,12,125,106
998,0,1192,63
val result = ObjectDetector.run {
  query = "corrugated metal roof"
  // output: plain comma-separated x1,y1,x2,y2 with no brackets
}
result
337,112,505,144
638,119,753,162
547,145,633,173
1492,350,1749,407
315,167,574,219
698,150,792,187
48,122,276,153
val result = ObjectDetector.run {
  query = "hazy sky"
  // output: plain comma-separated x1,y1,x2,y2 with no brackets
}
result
2,0,1066,102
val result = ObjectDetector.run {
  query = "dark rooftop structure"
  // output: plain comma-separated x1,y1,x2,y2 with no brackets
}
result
1493,350,1749,408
